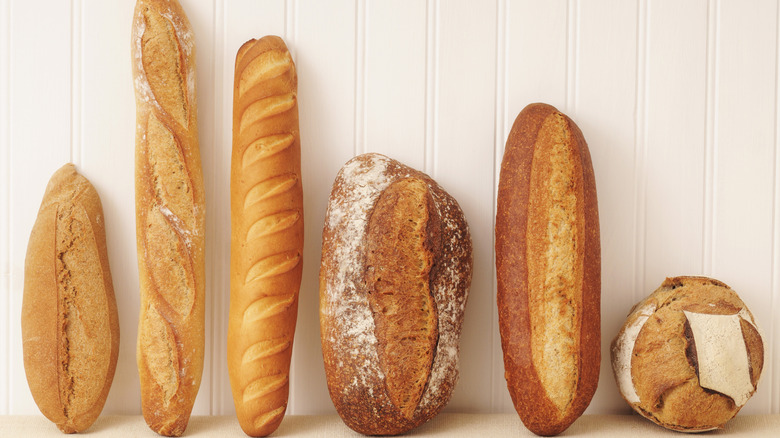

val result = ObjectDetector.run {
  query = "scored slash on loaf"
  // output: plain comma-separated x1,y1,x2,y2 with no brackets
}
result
22,164,120,434
131,0,205,436
228,36,303,437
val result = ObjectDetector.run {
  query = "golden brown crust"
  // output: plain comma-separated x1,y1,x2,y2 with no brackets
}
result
496,103,600,436
320,153,472,435
366,178,440,420
22,164,120,433
228,36,303,437
132,0,204,435
610,276,765,432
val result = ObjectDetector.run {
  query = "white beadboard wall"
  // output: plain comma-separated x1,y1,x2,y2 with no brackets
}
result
1,0,778,417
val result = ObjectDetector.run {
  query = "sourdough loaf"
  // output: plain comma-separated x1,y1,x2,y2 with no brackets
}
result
22,164,119,433
320,153,472,435
495,103,600,436
611,276,765,432
228,36,303,437
132,0,204,435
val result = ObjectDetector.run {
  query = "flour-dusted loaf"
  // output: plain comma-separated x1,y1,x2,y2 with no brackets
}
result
611,276,765,432
132,0,204,435
228,36,303,437
495,103,600,436
320,153,472,435
22,164,120,433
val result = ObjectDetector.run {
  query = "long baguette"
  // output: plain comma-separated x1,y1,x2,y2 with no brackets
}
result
131,0,205,435
22,164,120,433
228,36,303,437
495,103,600,436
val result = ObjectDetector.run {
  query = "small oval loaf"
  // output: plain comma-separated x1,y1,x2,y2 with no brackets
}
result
611,276,765,432
22,164,120,433
132,0,204,435
320,153,472,435
495,103,600,436
228,36,303,437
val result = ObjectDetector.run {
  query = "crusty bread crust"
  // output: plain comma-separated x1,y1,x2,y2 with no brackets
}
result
320,153,472,435
22,164,120,433
611,276,765,432
496,103,600,436
228,35,303,437
132,0,204,435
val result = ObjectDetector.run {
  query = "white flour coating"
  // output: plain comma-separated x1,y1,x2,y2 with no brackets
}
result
132,8,154,106
683,311,754,407
132,1,196,124
416,187,469,410
613,301,656,404
323,153,471,416
324,155,393,391
158,7,196,106
159,204,193,249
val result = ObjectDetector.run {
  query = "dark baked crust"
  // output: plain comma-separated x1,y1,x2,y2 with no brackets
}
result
320,153,472,435
495,103,600,436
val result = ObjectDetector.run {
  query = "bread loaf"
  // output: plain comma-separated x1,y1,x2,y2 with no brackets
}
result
611,276,765,432
22,164,119,433
132,0,204,435
495,103,600,436
320,153,472,435
228,36,303,437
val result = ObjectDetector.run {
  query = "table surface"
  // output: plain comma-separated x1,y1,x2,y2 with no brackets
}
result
0,414,778,437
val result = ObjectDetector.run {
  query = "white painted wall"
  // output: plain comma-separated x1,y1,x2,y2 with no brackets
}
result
1,0,777,417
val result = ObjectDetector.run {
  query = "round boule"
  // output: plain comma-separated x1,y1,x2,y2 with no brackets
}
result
611,276,765,432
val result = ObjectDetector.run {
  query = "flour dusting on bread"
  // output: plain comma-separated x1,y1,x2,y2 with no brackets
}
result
321,153,472,434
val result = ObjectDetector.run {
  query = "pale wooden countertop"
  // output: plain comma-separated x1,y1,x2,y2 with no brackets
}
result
0,414,778,437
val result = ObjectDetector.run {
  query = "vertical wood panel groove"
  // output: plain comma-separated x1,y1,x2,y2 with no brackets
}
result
491,0,507,412
566,0,578,112
1,0,10,416
703,0,718,276
773,0,780,414
70,0,81,167
633,0,648,301
285,0,297,414
207,0,214,411
213,0,225,415
424,0,437,176
285,0,296,50
284,0,288,44
208,0,216,415
353,0,365,156
767,2,780,414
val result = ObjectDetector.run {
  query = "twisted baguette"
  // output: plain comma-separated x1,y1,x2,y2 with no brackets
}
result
228,36,303,437
131,0,204,435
